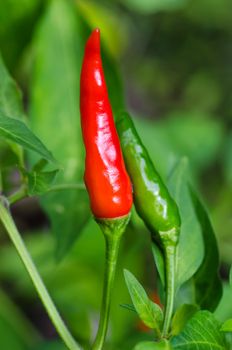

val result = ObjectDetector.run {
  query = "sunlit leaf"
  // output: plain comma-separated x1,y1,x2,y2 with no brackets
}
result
168,157,204,289
134,340,170,350
0,112,56,163
124,269,163,333
171,311,227,349
221,319,232,333
0,54,25,120
0,52,26,164
30,0,90,259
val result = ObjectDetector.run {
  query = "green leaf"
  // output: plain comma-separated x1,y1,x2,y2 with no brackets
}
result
171,311,227,349
221,319,232,333
215,284,232,324
134,340,171,350
230,267,232,287
27,169,59,196
168,157,204,289
190,187,223,311
0,112,56,163
174,279,196,310
124,269,163,333
30,0,90,259
0,51,26,164
0,54,25,120
171,304,199,336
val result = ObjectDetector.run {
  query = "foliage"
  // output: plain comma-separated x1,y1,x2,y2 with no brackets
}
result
0,0,231,349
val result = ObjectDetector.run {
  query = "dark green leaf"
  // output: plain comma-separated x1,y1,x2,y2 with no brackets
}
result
151,242,165,287
103,49,125,114
171,311,227,350
168,157,204,289
230,266,232,288
30,0,90,259
120,303,136,313
124,269,163,332
0,112,56,163
171,304,199,336
190,187,223,311
224,133,232,185
134,340,171,350
221,319,232,333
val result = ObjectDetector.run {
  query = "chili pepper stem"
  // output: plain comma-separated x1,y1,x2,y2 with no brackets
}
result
161,245,176,338
92,235,120,350
0,198,81,350
92,215,130,350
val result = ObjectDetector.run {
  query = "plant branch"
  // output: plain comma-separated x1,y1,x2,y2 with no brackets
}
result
8,183,85,205
47,183,85,193
0,198,81,350
8,186,27,205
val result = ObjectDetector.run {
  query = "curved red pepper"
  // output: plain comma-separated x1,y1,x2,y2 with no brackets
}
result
80,28,132,219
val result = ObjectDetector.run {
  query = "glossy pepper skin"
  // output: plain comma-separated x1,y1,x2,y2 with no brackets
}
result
116,112,180,247
80,29,132,219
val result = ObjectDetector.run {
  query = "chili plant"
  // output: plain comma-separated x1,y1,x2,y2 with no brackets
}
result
0,1,231,350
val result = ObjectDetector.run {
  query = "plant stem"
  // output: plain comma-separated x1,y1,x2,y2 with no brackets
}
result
8,183,85,205
161,245,176,338
0,198,81,350
8,186,27,205
92,215,130,350
92,234,121,350
47,183,85,193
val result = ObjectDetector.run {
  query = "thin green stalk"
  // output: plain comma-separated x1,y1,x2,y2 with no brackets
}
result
0,198,81,350
47,183,85,193
161,245,176,338
8,186,27,205
92,234,121,350
8,183,85,205
92,215,130,350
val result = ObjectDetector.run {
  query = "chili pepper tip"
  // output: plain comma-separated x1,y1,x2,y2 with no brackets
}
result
85,28,101,55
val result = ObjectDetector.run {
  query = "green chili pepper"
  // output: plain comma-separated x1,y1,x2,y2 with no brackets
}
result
116,112,180,249
116,112,181,338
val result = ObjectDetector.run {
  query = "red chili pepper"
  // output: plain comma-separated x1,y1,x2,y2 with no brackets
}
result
80,28,132,219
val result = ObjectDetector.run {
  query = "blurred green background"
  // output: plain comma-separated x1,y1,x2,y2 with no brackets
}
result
0,0,231,349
